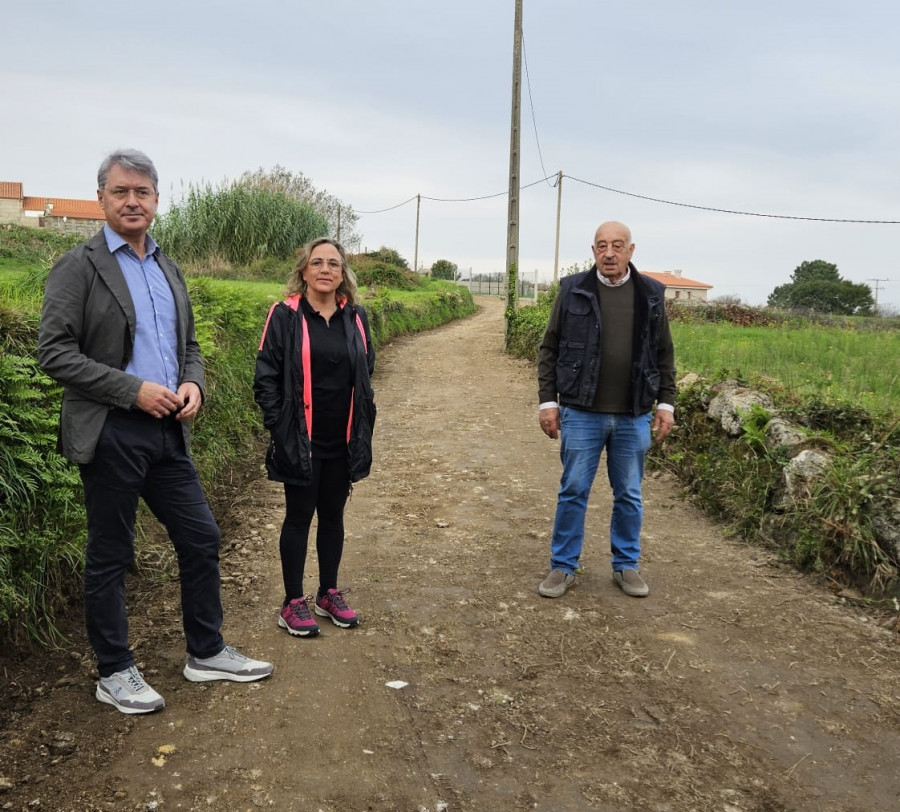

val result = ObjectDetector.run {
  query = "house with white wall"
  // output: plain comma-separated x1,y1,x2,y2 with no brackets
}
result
642,269,713,303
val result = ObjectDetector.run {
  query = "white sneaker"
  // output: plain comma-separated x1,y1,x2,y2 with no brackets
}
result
96,666,165,714
183,645,274,683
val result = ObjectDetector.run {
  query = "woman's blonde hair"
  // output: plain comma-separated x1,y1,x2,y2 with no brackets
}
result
286,237,358,306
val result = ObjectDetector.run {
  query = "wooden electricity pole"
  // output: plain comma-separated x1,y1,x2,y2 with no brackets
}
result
553,170,563,283
414,193,421,273
504,0,523,345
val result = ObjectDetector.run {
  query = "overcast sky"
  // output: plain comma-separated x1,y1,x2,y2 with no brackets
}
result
4,1,899,309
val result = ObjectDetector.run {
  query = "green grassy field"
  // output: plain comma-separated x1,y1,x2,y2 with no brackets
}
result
671,322,899,416
0,263,28,281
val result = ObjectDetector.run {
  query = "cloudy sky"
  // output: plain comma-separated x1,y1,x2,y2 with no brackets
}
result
4,1,899,309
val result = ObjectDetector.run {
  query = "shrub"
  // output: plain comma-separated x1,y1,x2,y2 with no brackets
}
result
364,246,409,270
351,255,421,291
0,224,82,265
430,259,458,281
0,314,86,641
505,283,556,361
362,281,474,346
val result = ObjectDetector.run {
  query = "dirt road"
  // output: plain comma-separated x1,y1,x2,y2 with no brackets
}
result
3,296,900,811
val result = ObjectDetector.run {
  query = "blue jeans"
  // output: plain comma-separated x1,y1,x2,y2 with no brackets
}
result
550,407,652,574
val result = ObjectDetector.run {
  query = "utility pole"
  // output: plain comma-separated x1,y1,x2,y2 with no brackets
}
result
504,0,523,346
866,277,892,310
414,193,421,275
553,169,562,283
336,204,341,242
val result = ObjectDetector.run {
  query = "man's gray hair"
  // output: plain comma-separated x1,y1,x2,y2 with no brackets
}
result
97,149,159,192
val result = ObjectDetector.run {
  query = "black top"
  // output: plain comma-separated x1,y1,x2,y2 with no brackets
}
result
300,297,352,458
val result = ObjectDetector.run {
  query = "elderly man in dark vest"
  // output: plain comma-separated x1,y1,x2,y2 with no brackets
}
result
536,221,676,599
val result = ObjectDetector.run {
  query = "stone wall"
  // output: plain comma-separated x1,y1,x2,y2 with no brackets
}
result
43,217,104,239
692,377,900,582
0,198,21,225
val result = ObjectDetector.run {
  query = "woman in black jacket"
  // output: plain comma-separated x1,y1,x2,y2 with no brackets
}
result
254,238,375,637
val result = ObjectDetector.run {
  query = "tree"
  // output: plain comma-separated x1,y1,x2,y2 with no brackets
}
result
767,260,874,315
237,165,360,248
430,259,459,281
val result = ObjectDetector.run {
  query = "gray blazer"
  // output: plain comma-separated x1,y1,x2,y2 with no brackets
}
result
37,229,205,464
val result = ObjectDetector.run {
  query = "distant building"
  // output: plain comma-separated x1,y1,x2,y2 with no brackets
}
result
641,269,712,303
0,181,106,237
0,182,24,225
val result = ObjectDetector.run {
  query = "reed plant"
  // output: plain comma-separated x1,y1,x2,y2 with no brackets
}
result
154,182,329,267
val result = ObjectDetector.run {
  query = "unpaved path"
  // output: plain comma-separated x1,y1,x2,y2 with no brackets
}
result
3,296,900,811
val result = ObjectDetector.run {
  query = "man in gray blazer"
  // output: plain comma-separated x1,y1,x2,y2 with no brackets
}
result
38,149,273,714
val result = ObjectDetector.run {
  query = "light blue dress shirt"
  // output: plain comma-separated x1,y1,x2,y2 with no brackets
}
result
103,225,180,393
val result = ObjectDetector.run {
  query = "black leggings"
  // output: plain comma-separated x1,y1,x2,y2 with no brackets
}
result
280,457,350,601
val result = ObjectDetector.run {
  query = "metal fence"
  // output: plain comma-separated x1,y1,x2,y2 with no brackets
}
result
460,270,538,301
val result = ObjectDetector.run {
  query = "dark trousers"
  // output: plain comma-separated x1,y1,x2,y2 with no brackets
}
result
280,456,350,601
79,410,224,677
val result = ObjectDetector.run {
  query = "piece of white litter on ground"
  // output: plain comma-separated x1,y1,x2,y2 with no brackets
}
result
363,749,374,755
386,680,409,689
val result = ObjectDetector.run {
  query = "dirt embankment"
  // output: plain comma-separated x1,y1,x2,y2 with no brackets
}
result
2,295,900,811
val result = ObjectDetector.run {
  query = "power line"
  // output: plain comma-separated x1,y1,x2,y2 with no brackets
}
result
423,175,554,203
356,175,555,214
357,173,900,224
522,33,553,188
356,195,418,215
565,175,900,224
423,189,506,203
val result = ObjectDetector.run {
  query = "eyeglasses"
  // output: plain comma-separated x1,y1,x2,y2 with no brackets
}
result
106,187,155,200
308,258,342,271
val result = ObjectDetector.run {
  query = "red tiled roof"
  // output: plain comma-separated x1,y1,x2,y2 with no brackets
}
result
642,271,712,290
21,196,47,212
0,182,23,200
22,196,106,220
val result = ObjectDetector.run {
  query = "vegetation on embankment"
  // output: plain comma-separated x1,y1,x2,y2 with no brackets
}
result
0,225,474,645
507,288,900,600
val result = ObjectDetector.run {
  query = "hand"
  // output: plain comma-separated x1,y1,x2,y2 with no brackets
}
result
539,406,560,439
174,382,202,422
652,408,675,442
135,381,183,418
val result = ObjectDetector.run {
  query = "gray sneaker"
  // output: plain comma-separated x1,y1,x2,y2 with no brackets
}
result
538,569,575,598
96,666,165,714
183,645,274,683
613,569,649,598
